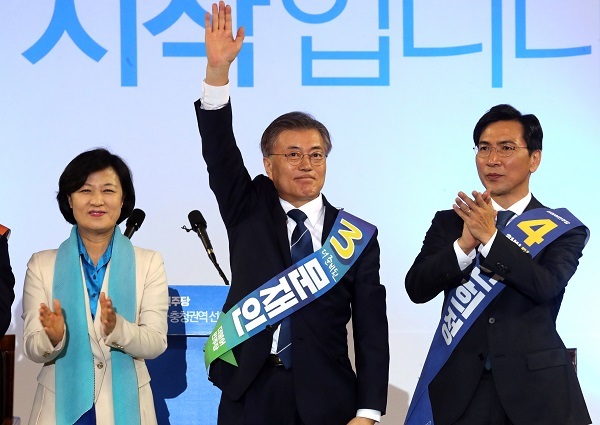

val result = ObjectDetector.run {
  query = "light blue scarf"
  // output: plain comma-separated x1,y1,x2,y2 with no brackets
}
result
53,226,140,425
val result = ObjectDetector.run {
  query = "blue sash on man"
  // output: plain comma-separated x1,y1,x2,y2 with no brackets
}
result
405,207,589,425
204,209,377,368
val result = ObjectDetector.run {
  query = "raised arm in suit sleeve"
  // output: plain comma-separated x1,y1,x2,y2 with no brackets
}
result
195,100,259,228
196,2,251,229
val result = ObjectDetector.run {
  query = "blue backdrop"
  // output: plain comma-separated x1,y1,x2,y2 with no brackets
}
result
2,1,599,422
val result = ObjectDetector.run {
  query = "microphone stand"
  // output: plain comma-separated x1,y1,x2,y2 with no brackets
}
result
182,225,230,285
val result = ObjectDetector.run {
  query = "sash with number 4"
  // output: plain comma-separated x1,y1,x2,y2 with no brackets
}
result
204,209,377,369
405,207,589,425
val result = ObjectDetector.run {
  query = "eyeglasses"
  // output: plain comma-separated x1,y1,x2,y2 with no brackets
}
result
268,152,326,166
474,145,529,158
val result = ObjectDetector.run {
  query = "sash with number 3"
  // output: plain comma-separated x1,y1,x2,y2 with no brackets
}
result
204,209,377,369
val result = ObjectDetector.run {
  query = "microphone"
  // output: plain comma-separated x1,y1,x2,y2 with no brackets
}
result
187,210,229,285
188,210,214,258
124,208,146,239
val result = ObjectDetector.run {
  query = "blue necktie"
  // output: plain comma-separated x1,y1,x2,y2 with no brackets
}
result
496,210,515,230
276,209,313,368
288,209,313,263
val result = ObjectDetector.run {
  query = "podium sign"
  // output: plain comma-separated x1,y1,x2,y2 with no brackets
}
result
147,285,229,425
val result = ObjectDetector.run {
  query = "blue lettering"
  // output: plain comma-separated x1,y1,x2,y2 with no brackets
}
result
23,0,107,64
283,0,346,24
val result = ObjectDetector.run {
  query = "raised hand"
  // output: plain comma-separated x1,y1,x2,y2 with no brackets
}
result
205,1,245,86
39,299,65,347
100,292,117,336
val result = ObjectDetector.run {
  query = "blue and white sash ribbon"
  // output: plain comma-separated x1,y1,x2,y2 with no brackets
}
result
405,208,589,425
204,209,377,368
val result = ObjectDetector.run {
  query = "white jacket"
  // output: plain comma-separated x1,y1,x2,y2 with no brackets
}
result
22,246,169,425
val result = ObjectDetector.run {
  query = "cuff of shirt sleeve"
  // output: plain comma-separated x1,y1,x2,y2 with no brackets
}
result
479,230,498,257
454,239,475,271
201,80,230,110
356,409,381,423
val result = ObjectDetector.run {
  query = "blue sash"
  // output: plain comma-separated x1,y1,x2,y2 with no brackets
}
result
204,209,377,368
405,208,589,425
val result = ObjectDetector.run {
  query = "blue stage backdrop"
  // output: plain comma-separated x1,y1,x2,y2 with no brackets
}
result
2,1,599,423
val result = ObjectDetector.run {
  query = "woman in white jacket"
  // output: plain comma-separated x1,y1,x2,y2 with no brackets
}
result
22,148,168,425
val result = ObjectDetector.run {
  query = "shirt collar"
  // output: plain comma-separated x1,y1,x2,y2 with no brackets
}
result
279,194,324,226
75,226,115,269
491,192,532,216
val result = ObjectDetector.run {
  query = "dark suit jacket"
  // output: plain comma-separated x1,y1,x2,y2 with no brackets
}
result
0,234,15,336
195,101,389,424
405,197,591,425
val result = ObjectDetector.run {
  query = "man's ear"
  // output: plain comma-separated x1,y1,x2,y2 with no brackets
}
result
530,150,542,173
263,157,273,180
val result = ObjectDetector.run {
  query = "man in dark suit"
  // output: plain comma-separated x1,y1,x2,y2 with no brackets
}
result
194,3,388,424
0,225,15,336
405,104,591,425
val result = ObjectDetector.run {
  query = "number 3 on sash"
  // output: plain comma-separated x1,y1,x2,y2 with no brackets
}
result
331,219,363,260
517,219,558,246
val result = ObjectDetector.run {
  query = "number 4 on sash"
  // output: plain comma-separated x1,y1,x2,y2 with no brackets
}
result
517,219,558,246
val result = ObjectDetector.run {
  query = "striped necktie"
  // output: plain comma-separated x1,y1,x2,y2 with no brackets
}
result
276,209,313,368
496,210,515,229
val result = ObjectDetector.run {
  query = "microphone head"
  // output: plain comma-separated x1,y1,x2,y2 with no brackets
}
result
188,210,207,230
126,208,146,230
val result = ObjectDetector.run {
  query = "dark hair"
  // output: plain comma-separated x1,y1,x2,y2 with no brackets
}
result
57,148,135,225
473,104,543,153
260,111,332,157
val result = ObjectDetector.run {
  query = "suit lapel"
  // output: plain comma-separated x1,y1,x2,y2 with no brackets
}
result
321,195,338,245
524,195,544,212
270,195,293,268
